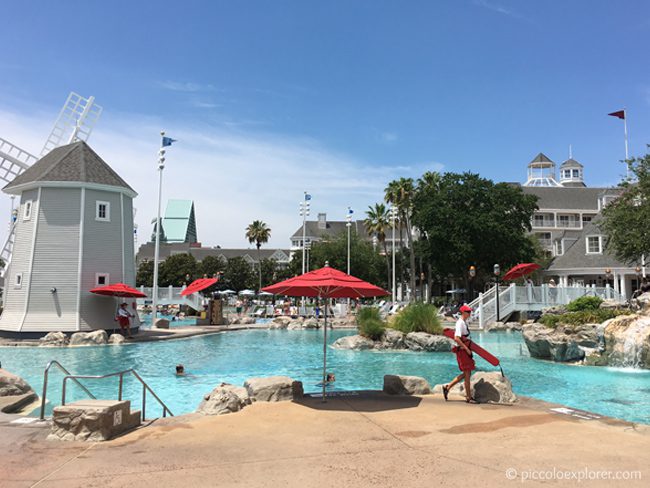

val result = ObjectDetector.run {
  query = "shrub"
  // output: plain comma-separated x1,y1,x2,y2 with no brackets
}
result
566,296,603,312
359,318,385,340
391,302,442,335
539,308,631,328
357,306,382,327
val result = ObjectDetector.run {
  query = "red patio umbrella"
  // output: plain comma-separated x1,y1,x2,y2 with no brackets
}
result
181,278,219,296
90,283,147,298
262,262,389,400
502,263,540,281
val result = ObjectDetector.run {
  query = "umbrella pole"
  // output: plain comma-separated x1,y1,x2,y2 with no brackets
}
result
322,299,328,402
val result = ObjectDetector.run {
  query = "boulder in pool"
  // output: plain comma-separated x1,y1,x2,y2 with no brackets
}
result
404,332,453,352
269,317,291,329
522,323,598,362
244,376,303,402
69,330,108,346
197,383,251,415
108,334,126,345
331,335,375,350
0,369,38,413
377,329,406,349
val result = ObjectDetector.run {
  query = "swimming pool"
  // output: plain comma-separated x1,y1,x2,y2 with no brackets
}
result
1,330,648,423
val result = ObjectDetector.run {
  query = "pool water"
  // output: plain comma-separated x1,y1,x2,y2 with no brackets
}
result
138,314,197,328
1,330,649,423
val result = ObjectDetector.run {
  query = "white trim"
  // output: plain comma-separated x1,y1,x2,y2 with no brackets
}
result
76,188,85,331
22,200,33,221
5,180,138,198
14,272,23,288
95,200,110,222
95,273,110,286
585,235,603,255
20,187,41,331
120,193,125,282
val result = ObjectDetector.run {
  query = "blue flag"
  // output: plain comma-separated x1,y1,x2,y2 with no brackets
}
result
348,207,354,215
162,136,177,147
305,193,312,201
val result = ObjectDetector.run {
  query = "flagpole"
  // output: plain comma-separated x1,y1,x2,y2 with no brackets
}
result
623,108,630,179
151,132,166,328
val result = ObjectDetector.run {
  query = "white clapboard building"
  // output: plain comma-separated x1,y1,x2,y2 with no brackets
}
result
0,141,138,336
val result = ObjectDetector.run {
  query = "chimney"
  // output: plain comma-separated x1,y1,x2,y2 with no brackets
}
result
318,213,327,230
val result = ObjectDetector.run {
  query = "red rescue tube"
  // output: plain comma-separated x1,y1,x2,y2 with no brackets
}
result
443,328,500,367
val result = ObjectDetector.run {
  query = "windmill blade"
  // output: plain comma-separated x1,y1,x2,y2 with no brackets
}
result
40,92,103,157
0,137,37,185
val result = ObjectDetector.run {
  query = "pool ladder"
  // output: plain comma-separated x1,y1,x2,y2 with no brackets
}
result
40,360,174,421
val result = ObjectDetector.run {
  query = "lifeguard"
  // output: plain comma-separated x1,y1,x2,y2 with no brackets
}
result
442,305,477,403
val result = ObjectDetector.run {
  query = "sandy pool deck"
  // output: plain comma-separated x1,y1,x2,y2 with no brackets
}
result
1,391,648,488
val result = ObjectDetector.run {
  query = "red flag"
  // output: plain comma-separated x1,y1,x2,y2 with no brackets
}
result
608,110,625,119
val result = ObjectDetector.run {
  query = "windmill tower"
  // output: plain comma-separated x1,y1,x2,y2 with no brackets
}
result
0,93,102,276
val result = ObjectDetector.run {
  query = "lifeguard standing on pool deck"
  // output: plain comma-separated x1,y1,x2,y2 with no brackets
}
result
442,305,476,403
116,303,134,338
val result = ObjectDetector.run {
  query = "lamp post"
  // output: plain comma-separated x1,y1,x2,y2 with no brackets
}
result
390,205,397,306
346,208,352,275
305,242,311,272
299,192,310,274
493,264,501,322
469,265,476,301
151,132,167,327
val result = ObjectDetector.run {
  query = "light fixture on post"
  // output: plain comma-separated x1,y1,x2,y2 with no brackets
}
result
469,265,476,300
299,192,311,274
390,205,398,306
346,207,353,275
493,264,501,322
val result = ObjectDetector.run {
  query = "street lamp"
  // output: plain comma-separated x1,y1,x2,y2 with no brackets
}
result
346,207,353,275
390,205,398,306
493,264,501,322
299,192,311,274
305,242,311,272
151,132,169,327
469,265,476,300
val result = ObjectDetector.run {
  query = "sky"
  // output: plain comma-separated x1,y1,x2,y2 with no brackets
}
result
0,0,649,249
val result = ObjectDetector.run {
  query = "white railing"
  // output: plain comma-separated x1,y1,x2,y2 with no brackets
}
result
136,285,202,311
467,284,624,329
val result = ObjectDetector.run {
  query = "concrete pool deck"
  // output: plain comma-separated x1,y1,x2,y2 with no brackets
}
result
1,392,647,487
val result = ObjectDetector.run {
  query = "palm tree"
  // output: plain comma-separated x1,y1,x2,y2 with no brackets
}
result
245,220,272,292
365,203,391,289
385,177,416,301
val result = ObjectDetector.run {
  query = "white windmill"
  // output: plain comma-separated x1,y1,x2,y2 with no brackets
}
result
0,92,102,277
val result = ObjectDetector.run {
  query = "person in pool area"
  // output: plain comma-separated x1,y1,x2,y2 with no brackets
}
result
442,304,477,403
317,373,335,387
175,364,185,375
115,302,134,338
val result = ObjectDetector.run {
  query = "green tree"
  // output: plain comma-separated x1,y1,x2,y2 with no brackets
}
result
158,253,198,286
364,203,391,289
245,220,272,292
412,171,538,283
200,255,226,278
223,257,255,291
385,177,416,301
309,231,387,289
600,151,650,264
136,259,154,287
260,258,280,288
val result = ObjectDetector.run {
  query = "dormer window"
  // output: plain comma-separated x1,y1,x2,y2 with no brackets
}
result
586,235,603,254
96,201,110,222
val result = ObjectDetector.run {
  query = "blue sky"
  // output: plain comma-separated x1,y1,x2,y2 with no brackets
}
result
0,0,648,247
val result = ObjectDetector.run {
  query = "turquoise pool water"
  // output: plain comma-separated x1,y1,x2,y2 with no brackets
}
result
1,330,649,423
138,314,197,328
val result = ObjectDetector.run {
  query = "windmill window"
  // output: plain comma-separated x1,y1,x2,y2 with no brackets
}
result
95,273,109,286
15,273,22,288
96,201,110,222
23,200,33,221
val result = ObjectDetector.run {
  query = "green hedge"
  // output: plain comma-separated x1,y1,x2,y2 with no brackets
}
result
539,308,630,328
357,306,385,340
565,296,603,312
391,302,442,335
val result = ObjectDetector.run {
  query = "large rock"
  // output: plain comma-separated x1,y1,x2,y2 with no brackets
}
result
303,318,320,329
635,292,650,312
69,330,108,346
269,316,291,329
244,376,303,402
331,335,375,350
197,383,251,415
240,317,255,325
154,318,170,329
287,321,304,330
39,331,69,347
108,334,126,345
433,372,517,404
404,332,454,352
601,314,650,368
0,369,35,397
383,375,431,395
377,329,406,349
487,321,522,332
522,323,599,362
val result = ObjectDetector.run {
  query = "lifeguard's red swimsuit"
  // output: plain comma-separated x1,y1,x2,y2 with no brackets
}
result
454,337,476,372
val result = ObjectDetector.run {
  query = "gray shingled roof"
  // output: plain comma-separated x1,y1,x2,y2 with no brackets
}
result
521,186,612,210
548,219,628,271
291,220,371,239
3,141,134,193
136,242,290,265
560,158,583,169
529,152,553,164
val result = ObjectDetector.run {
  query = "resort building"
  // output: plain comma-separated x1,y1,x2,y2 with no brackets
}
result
150,199,198,244
519,153,639,297
0,141,138,336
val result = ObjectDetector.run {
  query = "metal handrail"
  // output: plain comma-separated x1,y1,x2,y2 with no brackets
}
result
40,360,96,420
61,369,173,421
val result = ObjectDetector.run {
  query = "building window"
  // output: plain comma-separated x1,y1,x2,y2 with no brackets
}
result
95,273,110,286
533,215,545,227
582,215,593,223
96,201,110,222
23,200,33,221
15,273,23,288
558,215,570,227
586,236,602,254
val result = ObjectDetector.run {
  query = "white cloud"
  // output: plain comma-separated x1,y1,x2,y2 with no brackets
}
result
157,81,215,92
380,132,398,143
0,104,443,251
473,0,524,20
